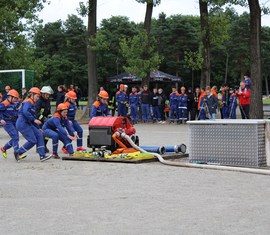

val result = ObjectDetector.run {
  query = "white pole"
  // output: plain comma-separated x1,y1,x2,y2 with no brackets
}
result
22,69,25,88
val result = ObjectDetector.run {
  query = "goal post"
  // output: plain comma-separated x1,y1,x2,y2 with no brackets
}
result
0,69,34,94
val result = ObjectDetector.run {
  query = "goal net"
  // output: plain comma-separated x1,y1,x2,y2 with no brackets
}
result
0,69,34,94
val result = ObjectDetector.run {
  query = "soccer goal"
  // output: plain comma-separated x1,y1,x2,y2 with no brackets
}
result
0,69,34,93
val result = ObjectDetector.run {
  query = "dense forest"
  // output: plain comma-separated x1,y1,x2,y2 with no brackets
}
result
0,0,269,117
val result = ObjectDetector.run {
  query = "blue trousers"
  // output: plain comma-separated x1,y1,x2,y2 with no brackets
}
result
16,120,45,156
43,129,74,154
178,107,188,122
222,105,230,119
170,104,178,122
118,103,127,117
141,103,151,122
130,104,138,123
3,121,19,153
152,106,161,121
71,120,83,147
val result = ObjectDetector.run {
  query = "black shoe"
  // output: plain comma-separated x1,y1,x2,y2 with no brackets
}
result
50,153,60,159
40,154,51,162
14,152,19,162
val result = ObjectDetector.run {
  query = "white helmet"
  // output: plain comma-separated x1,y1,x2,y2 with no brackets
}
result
40,86,54,95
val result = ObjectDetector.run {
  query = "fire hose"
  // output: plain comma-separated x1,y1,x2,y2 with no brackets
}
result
120,132,270,176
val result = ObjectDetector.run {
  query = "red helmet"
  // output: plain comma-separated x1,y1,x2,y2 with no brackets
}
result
57,103,68,111
29,87,41,95
98,90,109,99
7,89,20,99
65,91,77,99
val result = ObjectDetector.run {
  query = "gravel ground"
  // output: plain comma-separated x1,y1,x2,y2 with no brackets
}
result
0,123,270,235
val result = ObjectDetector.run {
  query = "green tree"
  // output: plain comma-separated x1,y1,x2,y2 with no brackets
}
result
120,31,161,82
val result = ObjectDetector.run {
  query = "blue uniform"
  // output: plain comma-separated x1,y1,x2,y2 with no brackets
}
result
169,92,179,123
222,90,230,119
178,94,188,123
16,98,45,157
0,99,19,153
90,100,110,118
64,101,83,148
229,94,237,119
42,113,75,154
152,93,161,122
129,92,139,123
199,95,206,120
116,91,128,117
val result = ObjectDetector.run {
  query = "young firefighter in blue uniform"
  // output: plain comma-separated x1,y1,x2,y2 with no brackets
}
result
64,91,86,152
15,87,51,162
169,86,179,123
129,86,139,124
0,89,20,159
42,103,78,158
116,84,128,117
228,88,237,119
90,90,110,118
35,86,54,153
177,86,188,124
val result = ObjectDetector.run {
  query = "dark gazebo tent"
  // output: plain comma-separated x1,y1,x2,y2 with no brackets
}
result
106,70,183,84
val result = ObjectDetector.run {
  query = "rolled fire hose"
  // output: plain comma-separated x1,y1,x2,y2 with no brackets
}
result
120,132,270,176
139,146,166,154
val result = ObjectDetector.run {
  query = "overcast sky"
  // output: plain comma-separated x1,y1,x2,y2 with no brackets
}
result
38,0,270,26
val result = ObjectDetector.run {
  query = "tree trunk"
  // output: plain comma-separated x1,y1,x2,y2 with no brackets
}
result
225,52,228,84
142,1,153,86
248,0,263,119
199,0,211,88
86,0,98,116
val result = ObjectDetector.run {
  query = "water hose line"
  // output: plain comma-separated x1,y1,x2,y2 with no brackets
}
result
120,132,270,176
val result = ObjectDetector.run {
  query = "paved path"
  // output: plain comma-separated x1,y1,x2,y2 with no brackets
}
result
0,124,269,235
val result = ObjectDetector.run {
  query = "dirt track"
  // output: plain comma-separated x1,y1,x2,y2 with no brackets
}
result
0,123,270,235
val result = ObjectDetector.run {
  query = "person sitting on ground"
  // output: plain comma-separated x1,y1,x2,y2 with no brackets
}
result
42,103,78,159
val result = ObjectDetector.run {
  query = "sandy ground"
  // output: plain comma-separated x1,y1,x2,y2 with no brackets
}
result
0,123,270,235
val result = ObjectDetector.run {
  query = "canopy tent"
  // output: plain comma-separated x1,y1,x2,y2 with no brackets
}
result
106,70,183,83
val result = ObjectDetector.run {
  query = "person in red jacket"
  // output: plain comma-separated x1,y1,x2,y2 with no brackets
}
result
236,81,251,119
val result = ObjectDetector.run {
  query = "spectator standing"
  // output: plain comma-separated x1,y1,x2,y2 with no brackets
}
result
129,87,139,124
55,85,66,107
152,88,160,123
244,75,252,89
178,86,188,124
187,87,194,121
169,86,179,123
228,88,237,119
74,85,82,109
116,84,128,117
22,87,27,100
140,85,152,122
204,88,219,120
222,84,230,119
190,87,200,120
158,88,166,123
236,81,251,119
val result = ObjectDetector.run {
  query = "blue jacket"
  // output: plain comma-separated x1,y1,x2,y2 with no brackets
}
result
0,99,19,122
43,113,75,137
90,101,110,118
178,94,188,108
170,92,179,106
129,92,139,105
65,101,76,121
18,98,36,124
116,91,128,104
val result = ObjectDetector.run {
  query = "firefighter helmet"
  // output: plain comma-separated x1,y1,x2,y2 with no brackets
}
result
57,103,68,111
65,91,77,99
41,86,54,95
98,90,109,99
29,87,41,95
7,89,20,99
